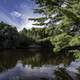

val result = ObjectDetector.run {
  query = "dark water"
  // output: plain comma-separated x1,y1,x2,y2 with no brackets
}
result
0,49,79,80
0,49,72,71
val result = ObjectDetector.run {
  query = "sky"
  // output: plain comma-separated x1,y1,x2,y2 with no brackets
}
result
0,0,41,31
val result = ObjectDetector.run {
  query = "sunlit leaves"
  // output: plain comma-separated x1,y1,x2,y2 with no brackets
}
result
69,36,80,46
50,33,72,52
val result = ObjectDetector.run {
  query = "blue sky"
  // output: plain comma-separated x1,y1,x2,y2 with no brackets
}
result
0,0,40,30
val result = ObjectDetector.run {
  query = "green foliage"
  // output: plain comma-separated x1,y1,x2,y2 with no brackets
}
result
50,33,72,52
0,22,34,48
69,36,80,46
71,50,80,60
28,0,80,58
0,23,19,48
31,0,80,34
0,0,80,60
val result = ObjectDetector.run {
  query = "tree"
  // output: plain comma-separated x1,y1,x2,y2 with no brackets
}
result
0,22,35,48
50,33,72,52
29,0,80,56
30,0,80,34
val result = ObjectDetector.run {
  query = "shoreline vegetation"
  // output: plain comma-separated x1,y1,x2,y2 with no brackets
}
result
0,0,80,61
0,20,80,58
0,0,80,79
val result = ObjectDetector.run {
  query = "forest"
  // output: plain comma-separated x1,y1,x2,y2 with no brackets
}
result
0,0,80,80
0,0,80,59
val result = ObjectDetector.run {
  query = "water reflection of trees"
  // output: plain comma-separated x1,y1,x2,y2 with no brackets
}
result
0,49,73,72
55,68,74,80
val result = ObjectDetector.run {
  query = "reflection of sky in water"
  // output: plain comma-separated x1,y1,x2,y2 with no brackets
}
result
66,61,80,73
0,61,80,80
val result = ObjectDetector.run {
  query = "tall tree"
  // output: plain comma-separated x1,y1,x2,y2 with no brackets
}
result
29,0,80,54
30,0,80,35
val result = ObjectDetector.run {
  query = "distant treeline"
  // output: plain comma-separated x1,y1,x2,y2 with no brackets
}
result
0,22,53,50
0,21,80,57
0,22,35,48
0,0,80,59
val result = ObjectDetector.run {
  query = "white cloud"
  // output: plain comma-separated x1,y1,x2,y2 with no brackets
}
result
0,9,45,31
8,2,42,31
0,10,18,27
19,20,44,31
10,11,22,17
18,17,33,31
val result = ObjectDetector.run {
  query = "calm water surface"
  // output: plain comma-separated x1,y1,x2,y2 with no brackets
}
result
0,49,79,80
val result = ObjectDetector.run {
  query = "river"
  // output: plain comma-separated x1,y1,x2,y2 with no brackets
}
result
0,49,79,80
